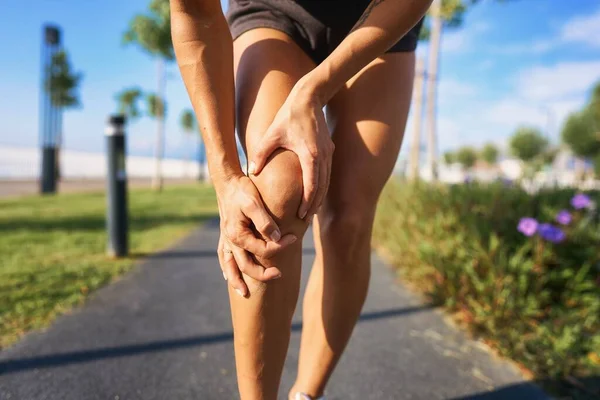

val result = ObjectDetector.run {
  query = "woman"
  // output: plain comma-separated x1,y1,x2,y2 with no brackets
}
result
170,0,429,398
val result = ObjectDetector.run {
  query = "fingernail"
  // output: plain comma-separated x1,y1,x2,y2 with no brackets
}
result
223,271,227,281
299,210,307,219
289,235,297,243
274,273,282,279
235,288,245,298
270,229,281,242
248,161,256,175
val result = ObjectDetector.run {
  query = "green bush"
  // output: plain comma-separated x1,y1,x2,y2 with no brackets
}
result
374,180,600,393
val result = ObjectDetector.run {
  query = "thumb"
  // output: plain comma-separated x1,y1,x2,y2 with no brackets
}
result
249,128,280,175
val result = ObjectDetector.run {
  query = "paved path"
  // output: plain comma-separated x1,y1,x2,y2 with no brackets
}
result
0,221,549,400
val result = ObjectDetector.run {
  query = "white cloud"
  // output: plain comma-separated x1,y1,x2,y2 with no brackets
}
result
483,100,551,128
439,79,478,97
442,30,468,53
472,21,491,34
516,60,600,101
493,39,556,56
492,6,600,55
560,9,600,47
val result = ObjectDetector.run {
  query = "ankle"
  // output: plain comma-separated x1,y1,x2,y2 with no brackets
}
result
289,389,325,400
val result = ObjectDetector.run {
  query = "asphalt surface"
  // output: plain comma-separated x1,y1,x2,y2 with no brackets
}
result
0,220,550,400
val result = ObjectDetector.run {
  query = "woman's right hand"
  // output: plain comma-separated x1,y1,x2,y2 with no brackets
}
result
215,174,297,296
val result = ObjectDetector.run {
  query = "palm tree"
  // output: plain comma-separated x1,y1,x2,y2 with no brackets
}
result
409,0,467,181
419,0,509,181
115,87,143,120
424,0,443,181
146,93,167,188
180,109,196,178
408,57,426,181
123,0,174,190
46,50,82,180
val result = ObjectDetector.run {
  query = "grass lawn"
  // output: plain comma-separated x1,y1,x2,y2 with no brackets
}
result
0,184,218,349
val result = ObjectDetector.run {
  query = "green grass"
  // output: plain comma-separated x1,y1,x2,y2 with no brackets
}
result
0,184,218,349
374,180,600,399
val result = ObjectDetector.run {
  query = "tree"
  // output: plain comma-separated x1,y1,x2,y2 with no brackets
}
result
455,146,477,170
408,57,426,180
46,50,83,180
481,143,499,165
509,126,548,162
443,151,455,165
594,153,600,177
562,108,600,160
124,0,174,190
180,109,196,178
146,94,167,186
418,0,508,180
147,93,166,124
115,87,143,120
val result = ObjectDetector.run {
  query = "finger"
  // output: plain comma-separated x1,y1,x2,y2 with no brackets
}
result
228,227,297,258
249,130,280,176
223,244,249,297
217,238,227,281
298,150,319,219
232,246,282,285
243,198,283,242
307,157,329,218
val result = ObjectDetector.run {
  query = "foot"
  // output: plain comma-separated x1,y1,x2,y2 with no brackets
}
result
294,393,325,400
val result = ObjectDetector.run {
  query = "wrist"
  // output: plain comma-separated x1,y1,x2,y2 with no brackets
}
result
294,67,332,107
209,160,244,192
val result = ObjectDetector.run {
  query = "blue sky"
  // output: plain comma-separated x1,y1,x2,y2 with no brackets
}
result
1,0,600,161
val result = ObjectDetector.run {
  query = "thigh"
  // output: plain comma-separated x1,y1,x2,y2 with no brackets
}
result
233,28,317,235
324,51,416,211
233,28,316,159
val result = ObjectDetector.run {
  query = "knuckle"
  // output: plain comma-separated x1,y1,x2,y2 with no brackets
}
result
240,195,255,210
257,220,274,235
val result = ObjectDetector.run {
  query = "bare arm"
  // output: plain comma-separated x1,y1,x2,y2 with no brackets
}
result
302,0,432,103
171,0,297,295
250,0,432,218
170,0,239,185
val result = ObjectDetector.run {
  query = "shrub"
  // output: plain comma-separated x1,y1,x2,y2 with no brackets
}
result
374,181,600,395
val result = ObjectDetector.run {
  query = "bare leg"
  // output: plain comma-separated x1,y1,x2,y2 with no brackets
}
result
291,52,416,398
229,28,316,400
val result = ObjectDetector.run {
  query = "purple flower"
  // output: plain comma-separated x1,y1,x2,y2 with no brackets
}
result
538,223,566,243
555,210,572,225
571,193,592,210
518,217,538,237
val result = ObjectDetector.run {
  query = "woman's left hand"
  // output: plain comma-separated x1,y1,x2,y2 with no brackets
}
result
248,79,335,220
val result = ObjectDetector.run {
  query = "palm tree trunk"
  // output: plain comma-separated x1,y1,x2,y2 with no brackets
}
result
425,0,442,182
408,57,425,181
152,58,165,191
55,109,62,181
187,134,192,178
198,136,204,182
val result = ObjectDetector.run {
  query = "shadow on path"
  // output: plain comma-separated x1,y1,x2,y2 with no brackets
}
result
0,305,433,376
450,376,600,400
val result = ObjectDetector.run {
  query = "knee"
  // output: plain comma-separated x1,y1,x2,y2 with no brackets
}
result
250,149,307,237
319,197,376,253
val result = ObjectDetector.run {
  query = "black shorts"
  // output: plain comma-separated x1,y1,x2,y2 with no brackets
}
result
226,0,423,65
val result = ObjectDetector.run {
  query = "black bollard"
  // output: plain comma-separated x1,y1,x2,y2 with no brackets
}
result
105,115,128,258
40,146,57,194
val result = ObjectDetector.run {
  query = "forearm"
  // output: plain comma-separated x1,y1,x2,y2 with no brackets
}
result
171,0,241,186
301,0,432,104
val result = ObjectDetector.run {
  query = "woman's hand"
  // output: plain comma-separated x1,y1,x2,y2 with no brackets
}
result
248,80,335,220
215,174,297,296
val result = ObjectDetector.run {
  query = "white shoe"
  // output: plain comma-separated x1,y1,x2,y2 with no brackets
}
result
294,393,325,400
